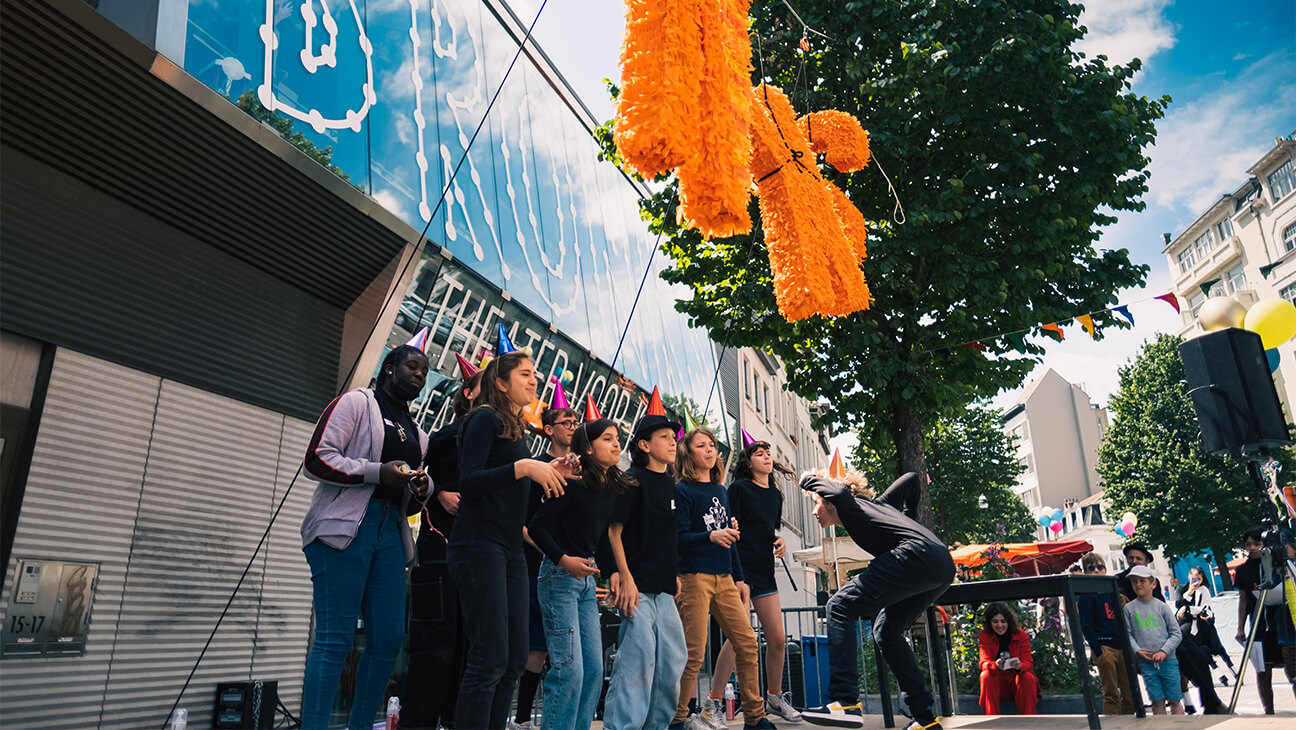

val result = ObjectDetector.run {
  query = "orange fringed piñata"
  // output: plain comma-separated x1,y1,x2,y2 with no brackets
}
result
615,0,703,178
749,85,871,321
676,0,754,239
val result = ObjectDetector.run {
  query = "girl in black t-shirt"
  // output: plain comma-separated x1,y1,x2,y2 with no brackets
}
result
449,351,573,729
708,441,803,722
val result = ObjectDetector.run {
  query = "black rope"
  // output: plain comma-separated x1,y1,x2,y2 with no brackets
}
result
159,2,550,725
607,187,680,376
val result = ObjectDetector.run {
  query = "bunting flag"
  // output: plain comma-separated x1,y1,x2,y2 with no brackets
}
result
404,326,431,352
741,428,756,448
496,323,517,354
1005,332,1026,351
646,386,666,416
1113,305,1134,326
551,382,570,410
1041,322,1065,341
583,393,602,422
1261,262,1281,280
1199,278,1221,298
1075,314,1095,339
1155,292,1180,313
828,448,845,479
963,342,986,351
455,353,479,379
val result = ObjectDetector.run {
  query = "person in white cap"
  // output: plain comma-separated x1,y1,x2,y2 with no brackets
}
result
1123,565,1184,715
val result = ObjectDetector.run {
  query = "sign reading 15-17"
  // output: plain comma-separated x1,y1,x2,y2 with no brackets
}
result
1,559,98,658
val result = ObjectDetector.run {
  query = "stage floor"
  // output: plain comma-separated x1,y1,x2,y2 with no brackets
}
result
680,715,1296,729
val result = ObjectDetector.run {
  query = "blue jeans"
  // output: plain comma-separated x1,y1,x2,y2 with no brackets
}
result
602,592,688,730
301,499,408,730
538,556,603,730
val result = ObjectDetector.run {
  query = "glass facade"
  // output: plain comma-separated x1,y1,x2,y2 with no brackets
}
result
173,0,722,430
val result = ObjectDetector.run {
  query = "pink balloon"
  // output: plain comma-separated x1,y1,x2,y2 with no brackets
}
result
1121,521,1135,534
1049,521,1064,533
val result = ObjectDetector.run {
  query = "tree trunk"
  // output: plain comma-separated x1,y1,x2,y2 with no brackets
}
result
1210,546,1235,591
890,400,933,529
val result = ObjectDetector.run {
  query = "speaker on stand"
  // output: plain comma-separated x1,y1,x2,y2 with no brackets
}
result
1179,327,1293,714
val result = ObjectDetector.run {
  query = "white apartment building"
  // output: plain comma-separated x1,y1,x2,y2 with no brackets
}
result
1163,132,1296,415
720,346,833,606
1000,369,1109,526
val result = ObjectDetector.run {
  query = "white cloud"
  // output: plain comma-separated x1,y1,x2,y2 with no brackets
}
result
1147,53,1296,212
1075,0,1177,67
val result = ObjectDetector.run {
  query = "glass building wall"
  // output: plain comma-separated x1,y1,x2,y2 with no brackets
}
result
173,0,724,433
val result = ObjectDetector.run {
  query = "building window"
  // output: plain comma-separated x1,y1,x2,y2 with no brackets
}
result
1282,283,1296,305
1226,263,1247,293
764,385,771,423
1270,159,1295,202
1189,293,1205,315
743,359,750,399
1285,222,1296,252
1178,248,1196,273
1193,231,1214,259
1217,218,1234,240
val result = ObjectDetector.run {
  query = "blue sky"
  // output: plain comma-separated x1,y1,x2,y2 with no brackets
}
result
517,0,1296,420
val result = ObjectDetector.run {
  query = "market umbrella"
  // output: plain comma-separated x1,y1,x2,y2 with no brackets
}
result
950,539,1095,577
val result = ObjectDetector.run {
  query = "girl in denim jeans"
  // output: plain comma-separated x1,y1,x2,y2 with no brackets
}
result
529,418,634,730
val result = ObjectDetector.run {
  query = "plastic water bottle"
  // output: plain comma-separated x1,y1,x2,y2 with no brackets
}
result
386,696,401,730
169,708,187,730
724,682,736,721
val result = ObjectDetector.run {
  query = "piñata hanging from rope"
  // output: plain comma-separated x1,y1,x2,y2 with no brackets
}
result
616,1,874,321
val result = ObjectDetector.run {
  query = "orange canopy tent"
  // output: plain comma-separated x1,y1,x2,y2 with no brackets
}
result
950,539,1095,577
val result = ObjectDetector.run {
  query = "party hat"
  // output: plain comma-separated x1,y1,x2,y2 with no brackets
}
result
741,429,756,448
583,394,603,422
496,323,516,354
455,353,479,379
405,326,430,352
684,410,701,432
646,386,666,416
551,382,571,410
522,397,547,434
828,448,845,479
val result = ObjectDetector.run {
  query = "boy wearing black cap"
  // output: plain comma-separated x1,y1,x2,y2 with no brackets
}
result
602,412,689,730
800,470,953,730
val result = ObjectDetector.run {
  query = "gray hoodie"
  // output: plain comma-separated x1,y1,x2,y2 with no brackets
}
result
1123,597,1182,657
301,388,430,566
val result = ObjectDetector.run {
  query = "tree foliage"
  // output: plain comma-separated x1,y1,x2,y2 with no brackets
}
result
854,404,1034,544
236,90,360,188
597,0,1167,527
1095,334,1294,590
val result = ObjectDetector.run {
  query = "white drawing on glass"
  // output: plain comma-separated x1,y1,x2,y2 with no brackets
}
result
406,0,431,222
258,0,376,134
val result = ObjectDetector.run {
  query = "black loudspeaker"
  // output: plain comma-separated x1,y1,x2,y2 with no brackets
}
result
1179,328,1292,455
214,680,277,729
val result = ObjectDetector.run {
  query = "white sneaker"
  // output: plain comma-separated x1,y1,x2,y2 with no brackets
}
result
802,701,863,728
686,713,719,730
766,691,803,722
506,721,533,730
701,696,728,729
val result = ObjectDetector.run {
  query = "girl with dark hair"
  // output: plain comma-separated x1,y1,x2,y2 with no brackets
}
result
300,344,432,729
400,368,482,730
1177,565,1235,681
528,418,635,730
450,351,573,728
977,602,1039,715
672,428,775,730
708,441,802,722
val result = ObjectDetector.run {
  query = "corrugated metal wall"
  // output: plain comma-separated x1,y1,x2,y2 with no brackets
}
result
0,349,315,728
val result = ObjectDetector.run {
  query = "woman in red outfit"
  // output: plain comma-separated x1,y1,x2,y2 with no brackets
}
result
978,602,1040,715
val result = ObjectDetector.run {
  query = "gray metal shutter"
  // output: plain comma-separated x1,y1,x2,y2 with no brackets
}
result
0,350,162,726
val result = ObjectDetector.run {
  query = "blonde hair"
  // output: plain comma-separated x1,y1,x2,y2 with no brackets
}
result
675,428,725,484
802,468,875,499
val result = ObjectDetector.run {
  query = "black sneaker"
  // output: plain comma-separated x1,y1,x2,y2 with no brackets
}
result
801,701,864,728
903,721,942,730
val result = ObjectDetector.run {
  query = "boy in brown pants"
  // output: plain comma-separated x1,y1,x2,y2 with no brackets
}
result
1077,552,1135,714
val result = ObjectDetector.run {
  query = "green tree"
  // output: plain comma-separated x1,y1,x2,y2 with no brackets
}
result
235,90,362,189
1095,334,1294,590
598,0,1167,528
854,405,1034,544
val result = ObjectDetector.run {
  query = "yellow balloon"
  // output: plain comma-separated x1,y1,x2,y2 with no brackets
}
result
1198,296,1247,331
1244,298,1296,349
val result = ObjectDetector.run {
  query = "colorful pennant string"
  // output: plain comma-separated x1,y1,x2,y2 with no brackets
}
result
1155,292,1180,313
1075,314,1095,338
1041,322,1065,341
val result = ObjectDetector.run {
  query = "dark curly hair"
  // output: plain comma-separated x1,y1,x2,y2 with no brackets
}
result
981,602,1020,635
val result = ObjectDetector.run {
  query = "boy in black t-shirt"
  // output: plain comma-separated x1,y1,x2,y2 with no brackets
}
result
603,412,689,730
